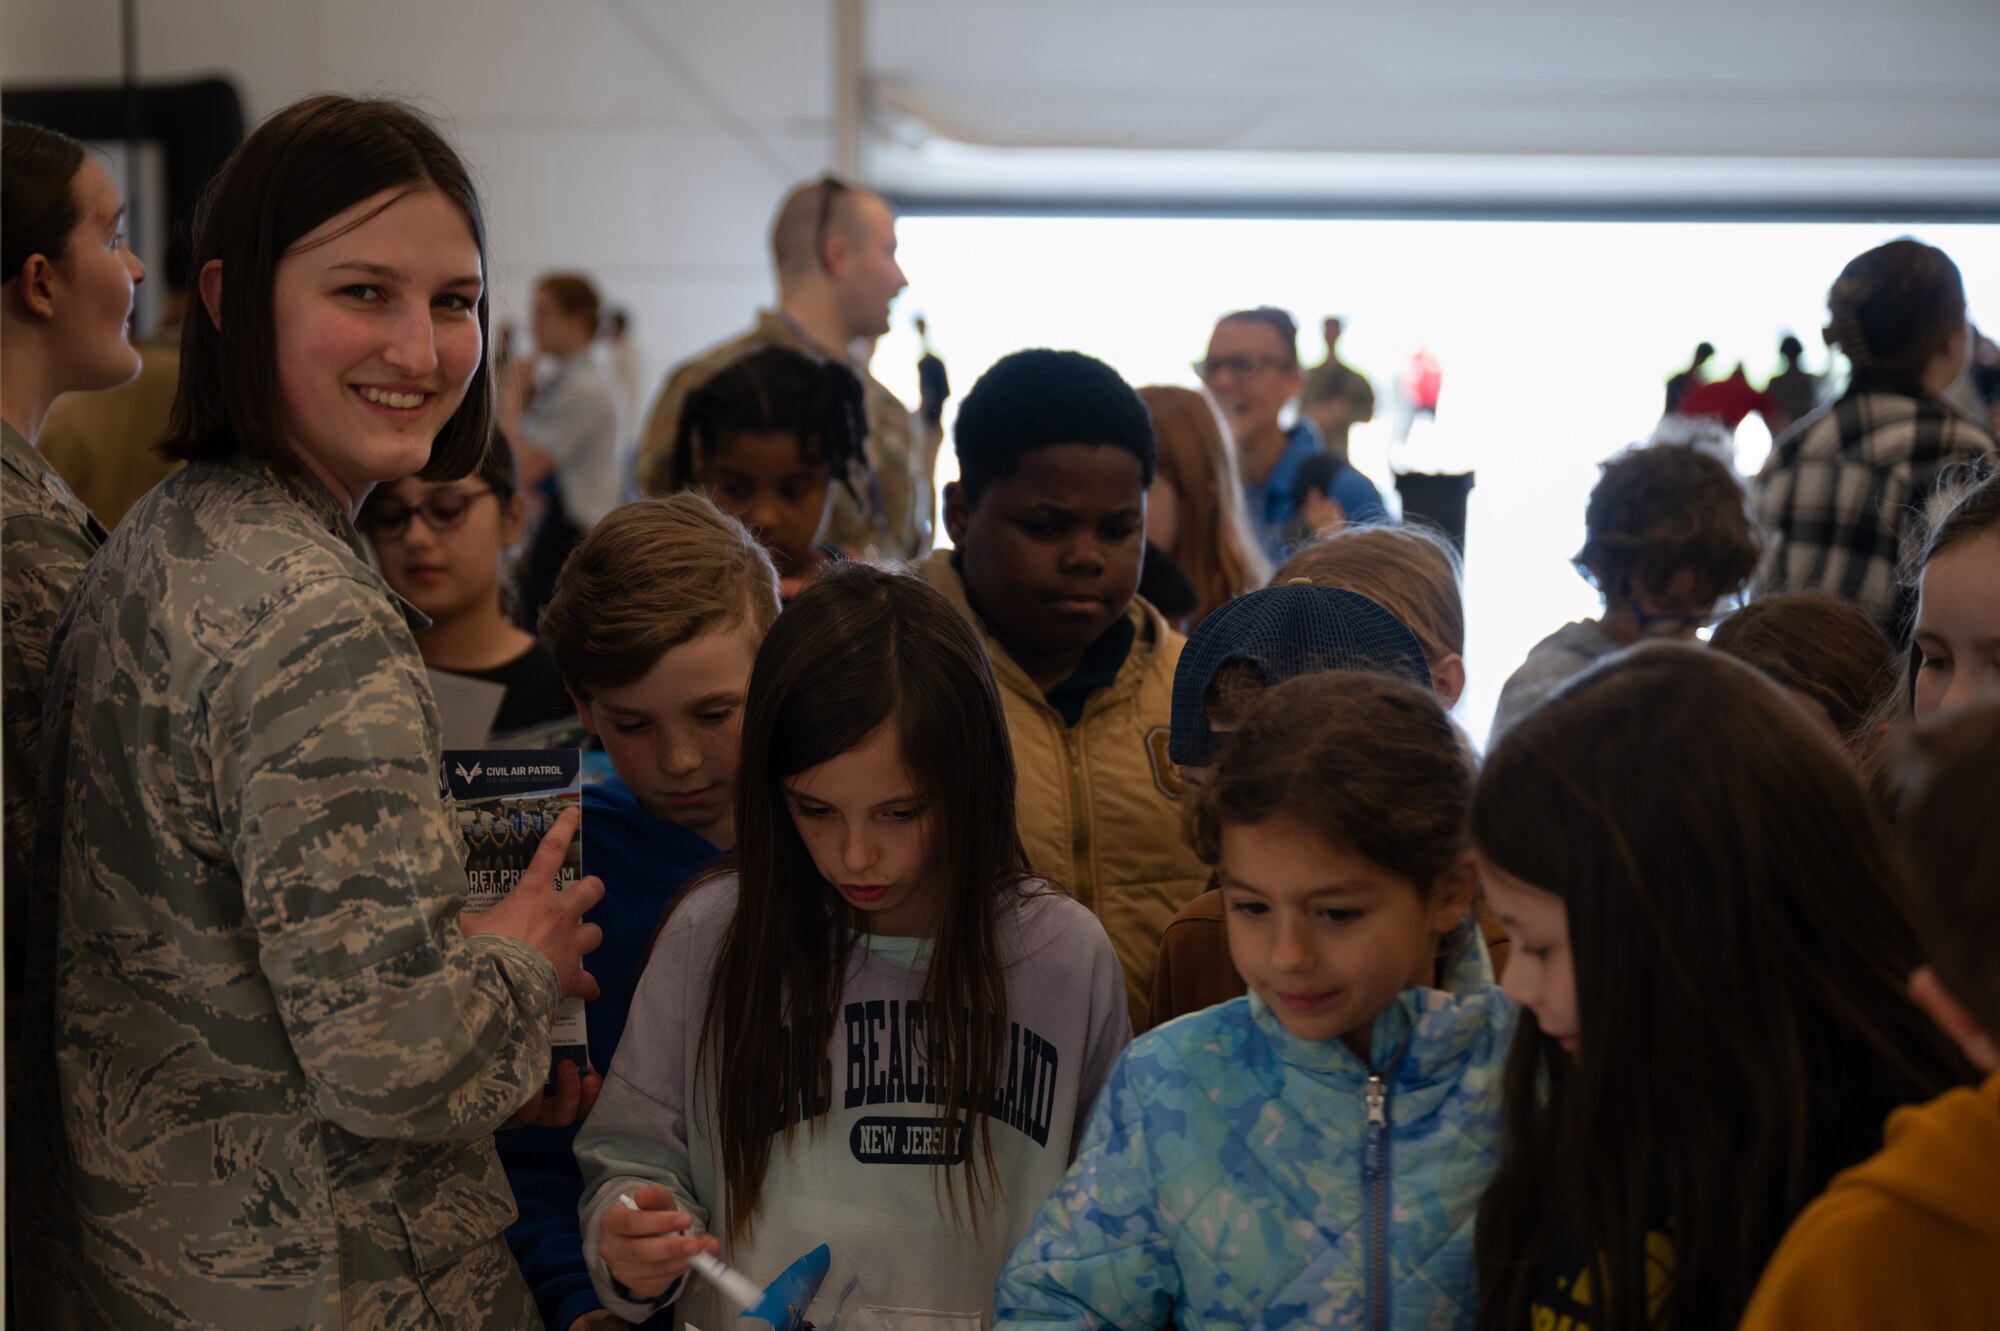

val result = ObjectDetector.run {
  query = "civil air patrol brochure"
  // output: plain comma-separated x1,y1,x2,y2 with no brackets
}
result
442,748,589,1087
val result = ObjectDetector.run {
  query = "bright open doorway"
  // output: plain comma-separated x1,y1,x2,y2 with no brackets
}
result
871,215,2000,744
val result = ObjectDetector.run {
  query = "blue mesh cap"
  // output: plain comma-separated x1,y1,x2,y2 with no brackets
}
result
1169,584,1433,766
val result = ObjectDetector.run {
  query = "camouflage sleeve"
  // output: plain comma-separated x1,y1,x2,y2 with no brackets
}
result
3,509,97,895
207,572,559,1141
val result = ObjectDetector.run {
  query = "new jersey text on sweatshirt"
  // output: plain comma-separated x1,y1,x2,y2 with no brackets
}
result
769,1000,1062,1157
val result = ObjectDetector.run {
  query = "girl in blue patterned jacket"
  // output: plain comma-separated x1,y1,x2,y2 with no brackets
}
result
996,669,1512,1330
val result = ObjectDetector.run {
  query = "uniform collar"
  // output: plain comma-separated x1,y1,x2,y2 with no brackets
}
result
4,418,107,542
917,549,1165,722
219,451,429,635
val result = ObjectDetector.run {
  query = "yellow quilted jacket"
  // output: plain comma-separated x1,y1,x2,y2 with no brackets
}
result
917,552,1210,1029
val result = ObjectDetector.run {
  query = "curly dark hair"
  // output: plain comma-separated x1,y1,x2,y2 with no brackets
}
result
1573,442,1761,603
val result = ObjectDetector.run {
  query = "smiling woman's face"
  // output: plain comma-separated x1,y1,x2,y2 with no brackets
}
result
268,186,484,510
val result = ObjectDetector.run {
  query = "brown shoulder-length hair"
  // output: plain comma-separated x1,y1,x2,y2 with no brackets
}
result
694,562,1030,1245
165,94,494,481
1138,385,1269,625
1471,645,1968,1331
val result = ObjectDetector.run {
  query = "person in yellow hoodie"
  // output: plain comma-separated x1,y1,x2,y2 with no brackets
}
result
1741,698,2000,1329
918,348,1208,1029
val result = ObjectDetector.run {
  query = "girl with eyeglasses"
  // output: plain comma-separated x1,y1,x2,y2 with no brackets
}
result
361,430,578,740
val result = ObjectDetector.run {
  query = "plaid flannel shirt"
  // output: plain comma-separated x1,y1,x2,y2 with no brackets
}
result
1754,388,1994,637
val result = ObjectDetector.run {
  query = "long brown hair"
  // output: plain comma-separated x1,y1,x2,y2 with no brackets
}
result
1471,645,1968,1331
1896,699,2000,1039
696,563,1029,1244
165,94,494,481
1139,384,1269,624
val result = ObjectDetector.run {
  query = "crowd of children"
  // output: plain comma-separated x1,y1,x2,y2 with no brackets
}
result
3,90,1998,1331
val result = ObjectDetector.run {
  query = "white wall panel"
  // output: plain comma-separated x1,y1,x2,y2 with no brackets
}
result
2,0,839,397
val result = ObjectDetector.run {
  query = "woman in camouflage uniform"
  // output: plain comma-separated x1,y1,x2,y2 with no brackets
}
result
40,96,603,1331
3,114,147,1331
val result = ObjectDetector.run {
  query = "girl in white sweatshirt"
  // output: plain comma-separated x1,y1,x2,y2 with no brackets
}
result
576,563,1130,1329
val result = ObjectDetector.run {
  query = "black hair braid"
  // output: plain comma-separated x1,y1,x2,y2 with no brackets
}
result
815,359,869,503
669,346,872,499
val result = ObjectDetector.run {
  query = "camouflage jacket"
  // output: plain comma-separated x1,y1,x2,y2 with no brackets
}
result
41,453,560,1330
633,308,928,559
3,419,107,1328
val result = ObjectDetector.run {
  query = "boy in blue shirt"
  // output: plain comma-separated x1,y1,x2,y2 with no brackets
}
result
499,492,781,1331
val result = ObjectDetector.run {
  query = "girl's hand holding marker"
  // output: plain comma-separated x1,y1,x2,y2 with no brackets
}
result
601,1187,724,1301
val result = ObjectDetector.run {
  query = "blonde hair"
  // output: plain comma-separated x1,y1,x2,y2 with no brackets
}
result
1138,385,1270,623
541,493,781,700
1273,524,1465,665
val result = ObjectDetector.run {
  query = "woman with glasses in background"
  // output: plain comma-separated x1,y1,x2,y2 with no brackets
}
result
1197,306,1389,564
362,430,577,740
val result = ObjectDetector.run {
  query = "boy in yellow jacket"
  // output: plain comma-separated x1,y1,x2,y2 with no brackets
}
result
917,349,1207,1030
1741,700,2000,1329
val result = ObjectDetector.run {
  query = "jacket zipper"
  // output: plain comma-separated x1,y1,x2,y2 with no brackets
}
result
1364,1068,1390,1331
1062,725,1090,908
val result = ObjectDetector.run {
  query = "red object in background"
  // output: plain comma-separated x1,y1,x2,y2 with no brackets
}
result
1678,368,1779,430
1406,348,1443,410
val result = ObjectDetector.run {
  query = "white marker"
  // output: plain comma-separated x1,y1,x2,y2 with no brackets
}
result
617,1193,763,1309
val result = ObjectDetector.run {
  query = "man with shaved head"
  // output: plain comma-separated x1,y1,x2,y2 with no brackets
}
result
635,176,924,557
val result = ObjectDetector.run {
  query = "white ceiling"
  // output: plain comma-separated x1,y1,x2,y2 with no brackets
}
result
863,0,2000,210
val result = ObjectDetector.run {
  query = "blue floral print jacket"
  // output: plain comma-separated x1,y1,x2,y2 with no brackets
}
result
995,924,1513,1330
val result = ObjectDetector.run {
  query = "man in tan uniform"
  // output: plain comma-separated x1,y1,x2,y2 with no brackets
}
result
1300,315,1375,462
635,176,927,558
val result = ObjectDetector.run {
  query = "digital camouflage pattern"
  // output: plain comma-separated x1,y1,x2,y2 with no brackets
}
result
634,309,927,559
3,419,109,1329
41,453,560,1330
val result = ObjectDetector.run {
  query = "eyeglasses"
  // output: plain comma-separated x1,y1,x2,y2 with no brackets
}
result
1195,354,1292,381
813,174,850,273
1632,597,1739,637
361,487,497,541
